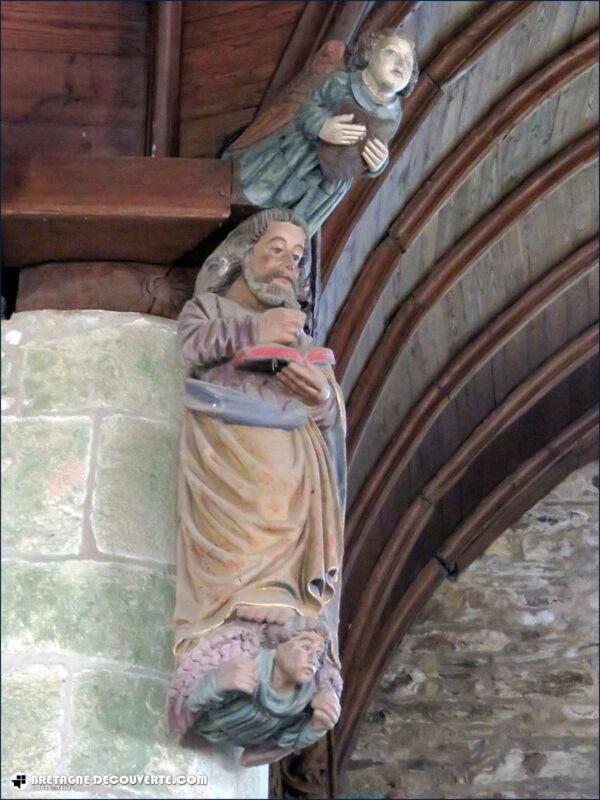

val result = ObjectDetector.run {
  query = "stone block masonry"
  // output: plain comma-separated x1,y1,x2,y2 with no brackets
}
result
344,463,599,800
1,311,268,799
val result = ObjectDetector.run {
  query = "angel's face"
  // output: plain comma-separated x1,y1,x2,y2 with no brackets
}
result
366,35,414,95
243,222,306,307
275,632,325,685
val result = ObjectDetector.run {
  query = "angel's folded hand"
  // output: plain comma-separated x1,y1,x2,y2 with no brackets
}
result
318,114,367,145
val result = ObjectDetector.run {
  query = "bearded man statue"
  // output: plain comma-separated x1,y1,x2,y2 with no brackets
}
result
168,209,346,760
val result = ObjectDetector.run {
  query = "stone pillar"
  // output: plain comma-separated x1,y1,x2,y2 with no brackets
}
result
1,311,268,799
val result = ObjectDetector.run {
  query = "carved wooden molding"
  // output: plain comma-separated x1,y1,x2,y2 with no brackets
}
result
359,1,418,38
260,0,377,117
344,238,599,576
258,1,338,112
326,0,375,44
345,128,599,460
342,324,599,727
439,407,600,570
145,1,183,157
337,404,599,767
328,30,599,379
321,0,534,279
393,30,598,247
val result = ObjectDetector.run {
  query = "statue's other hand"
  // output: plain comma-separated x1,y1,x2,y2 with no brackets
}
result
215,655,259,694
257,308,306,345
276,362,331,406
362,136,388,172
309,689,341,731
318,113,367,145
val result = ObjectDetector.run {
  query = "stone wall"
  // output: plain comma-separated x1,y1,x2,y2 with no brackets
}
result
344,464,599,799
1,311,268,799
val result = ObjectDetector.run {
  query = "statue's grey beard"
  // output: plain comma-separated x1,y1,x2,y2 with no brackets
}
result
242,261,300,308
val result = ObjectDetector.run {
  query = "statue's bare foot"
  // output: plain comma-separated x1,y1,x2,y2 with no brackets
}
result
236,605,295,625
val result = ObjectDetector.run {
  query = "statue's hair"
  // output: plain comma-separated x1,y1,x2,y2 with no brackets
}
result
196,208,311,309
348,27,419,98
262,615,330,668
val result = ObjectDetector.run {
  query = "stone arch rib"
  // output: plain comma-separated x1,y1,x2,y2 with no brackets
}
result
336,404,598,769
345,128,598,460
342,323,599,720
344,238,599,576
327,29,599,378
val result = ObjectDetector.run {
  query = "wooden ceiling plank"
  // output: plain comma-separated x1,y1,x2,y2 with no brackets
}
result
183,2,303,50
345,128,599,460
328,30,599,379
344,238,599,576
337,405,598,768
1,49,148,127
0,1,148,57
342,325,598,706
181,28,298,79
183,1,268,23
321,0,534,281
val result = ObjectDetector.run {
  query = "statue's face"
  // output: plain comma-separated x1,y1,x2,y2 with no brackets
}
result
366,35,414,94
275,631,325,685
243,221,306,307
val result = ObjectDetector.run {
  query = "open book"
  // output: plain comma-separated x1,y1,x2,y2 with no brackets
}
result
232,344,336,374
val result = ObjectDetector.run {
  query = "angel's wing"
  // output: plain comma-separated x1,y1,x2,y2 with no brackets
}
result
166,622,262,735
226,40,346,154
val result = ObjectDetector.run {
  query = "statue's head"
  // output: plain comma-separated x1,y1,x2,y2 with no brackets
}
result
264,616,329,685
241,212,307,308
350,28,418,97
194,209,311,310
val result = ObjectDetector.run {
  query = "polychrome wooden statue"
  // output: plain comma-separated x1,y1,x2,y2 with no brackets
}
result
223,28,418,233
167,209,346,765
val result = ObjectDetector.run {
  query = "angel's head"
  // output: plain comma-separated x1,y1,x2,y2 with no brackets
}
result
264,616,329,685
350,28,418,98
196,208,311,310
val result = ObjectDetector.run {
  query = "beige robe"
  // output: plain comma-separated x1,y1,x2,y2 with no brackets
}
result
173,292,344,660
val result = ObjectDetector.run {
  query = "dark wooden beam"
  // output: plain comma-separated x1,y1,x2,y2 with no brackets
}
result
326,1,375,44
343,325,599,715
327,29,599,378
344,238,599,576
345,128,599,460
258,1,338,112
359,1,419,38
258,0,375,117
440,409,599,570
1,155,231,266
145,1,182,157
337,404,598,770
321,0,536,280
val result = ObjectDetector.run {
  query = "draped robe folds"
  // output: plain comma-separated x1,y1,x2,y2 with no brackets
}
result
174,292,346,664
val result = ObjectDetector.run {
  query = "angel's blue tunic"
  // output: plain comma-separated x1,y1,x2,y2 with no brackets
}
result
225,70,402,234
189,648,323,750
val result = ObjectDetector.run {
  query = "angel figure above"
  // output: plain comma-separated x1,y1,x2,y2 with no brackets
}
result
167,208,346,763
223,28,418,233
